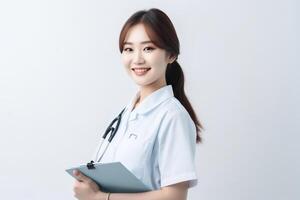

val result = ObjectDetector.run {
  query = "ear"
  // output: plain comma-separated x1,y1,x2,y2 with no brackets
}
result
166,52,177,64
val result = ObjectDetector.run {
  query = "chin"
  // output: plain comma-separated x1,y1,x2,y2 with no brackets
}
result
134,82,150,87
132,79,152,87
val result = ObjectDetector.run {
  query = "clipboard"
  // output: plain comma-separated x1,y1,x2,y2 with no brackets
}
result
66,161,151,193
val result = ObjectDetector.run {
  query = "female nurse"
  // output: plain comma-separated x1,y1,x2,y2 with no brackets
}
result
72,8,203,200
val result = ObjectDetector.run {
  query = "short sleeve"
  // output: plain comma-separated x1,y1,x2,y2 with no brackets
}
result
157,109,198,188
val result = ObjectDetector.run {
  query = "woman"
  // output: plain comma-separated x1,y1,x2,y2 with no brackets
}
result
72,8,203,200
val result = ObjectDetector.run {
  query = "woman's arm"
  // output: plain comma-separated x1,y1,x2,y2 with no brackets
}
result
98,182,189,200
73,170,189,200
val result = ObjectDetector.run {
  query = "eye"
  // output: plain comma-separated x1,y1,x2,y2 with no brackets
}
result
123,47,133,52
144,46,155,52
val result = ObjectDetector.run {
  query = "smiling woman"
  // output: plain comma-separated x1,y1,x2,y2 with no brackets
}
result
121,23,174,94
72,8,203,200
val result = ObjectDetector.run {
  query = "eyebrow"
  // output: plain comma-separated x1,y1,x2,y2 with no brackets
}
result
123,41,153,45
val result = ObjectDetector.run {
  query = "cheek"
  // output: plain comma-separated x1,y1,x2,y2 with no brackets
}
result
121,55,131,68
148,55,168,71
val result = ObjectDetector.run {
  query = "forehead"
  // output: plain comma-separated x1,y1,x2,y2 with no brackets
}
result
124,23,152,44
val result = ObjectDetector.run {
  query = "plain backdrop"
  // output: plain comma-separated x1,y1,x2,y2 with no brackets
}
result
0,0,299,199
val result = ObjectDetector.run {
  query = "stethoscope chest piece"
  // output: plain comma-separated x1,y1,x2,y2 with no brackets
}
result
87,160,96,169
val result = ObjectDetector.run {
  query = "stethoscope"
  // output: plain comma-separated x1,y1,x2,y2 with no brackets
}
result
87,108,126,169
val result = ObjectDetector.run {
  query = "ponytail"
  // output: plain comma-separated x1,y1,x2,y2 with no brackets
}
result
166,61,203,143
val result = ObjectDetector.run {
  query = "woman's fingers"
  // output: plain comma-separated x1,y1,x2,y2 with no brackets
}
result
73,169,91,182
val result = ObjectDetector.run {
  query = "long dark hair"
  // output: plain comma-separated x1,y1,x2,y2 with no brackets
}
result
119,8,203,143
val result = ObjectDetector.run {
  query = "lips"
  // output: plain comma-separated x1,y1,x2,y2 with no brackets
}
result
131,67,151,76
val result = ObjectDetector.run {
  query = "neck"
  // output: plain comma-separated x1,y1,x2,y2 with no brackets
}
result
138,79,167,104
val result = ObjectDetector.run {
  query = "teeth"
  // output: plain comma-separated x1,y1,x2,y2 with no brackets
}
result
133,68,150,72
135,69,148,72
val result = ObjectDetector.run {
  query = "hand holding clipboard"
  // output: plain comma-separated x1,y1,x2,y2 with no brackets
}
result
66,161,150,193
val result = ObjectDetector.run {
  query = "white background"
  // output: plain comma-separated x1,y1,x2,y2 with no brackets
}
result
0,0,299,199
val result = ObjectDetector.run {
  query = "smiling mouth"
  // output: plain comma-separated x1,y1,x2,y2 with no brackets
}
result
131,67,151,72
131,67,151,76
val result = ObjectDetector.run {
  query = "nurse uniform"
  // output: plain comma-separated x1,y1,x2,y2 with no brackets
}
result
93,85,198,190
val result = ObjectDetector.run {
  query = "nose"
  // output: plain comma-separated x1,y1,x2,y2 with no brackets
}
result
133,50,145,65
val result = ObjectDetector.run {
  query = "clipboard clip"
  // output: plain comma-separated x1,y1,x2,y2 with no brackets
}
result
87,160,96,169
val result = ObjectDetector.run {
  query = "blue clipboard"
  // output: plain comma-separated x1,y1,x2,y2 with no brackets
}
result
66,162,151,193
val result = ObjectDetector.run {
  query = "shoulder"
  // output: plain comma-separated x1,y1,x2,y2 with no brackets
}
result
160,97,192,120
158,97,195,131
156,97,197,149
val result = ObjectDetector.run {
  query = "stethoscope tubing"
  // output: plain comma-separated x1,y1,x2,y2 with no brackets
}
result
94,108,126,162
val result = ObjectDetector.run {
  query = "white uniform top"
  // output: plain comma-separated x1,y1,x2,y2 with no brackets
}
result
93,85,198,190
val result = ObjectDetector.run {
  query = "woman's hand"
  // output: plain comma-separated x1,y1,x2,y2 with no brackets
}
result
73,169,108,200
